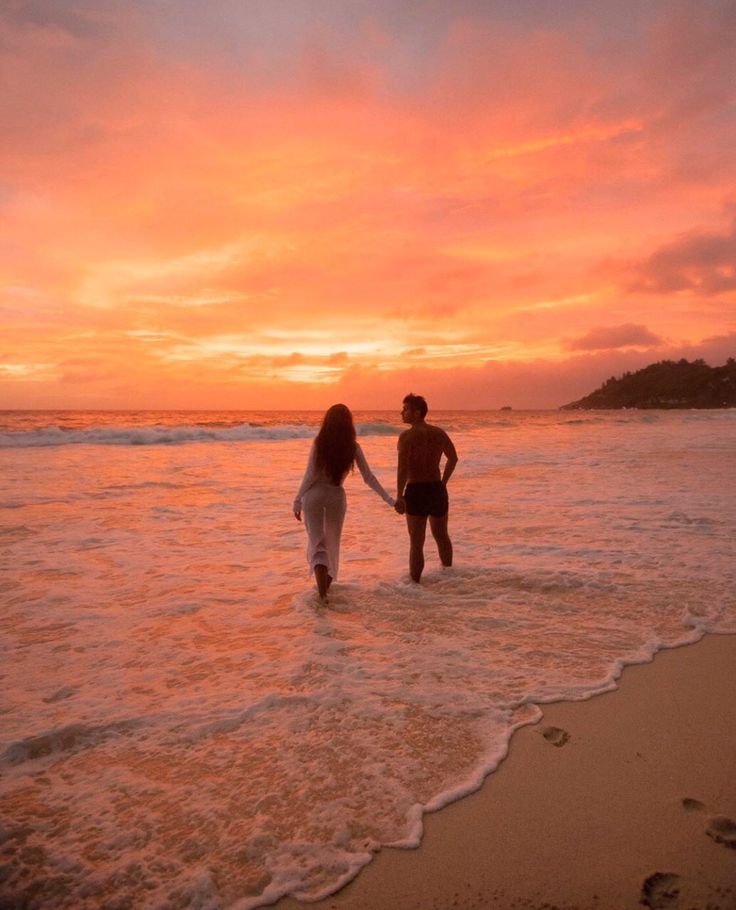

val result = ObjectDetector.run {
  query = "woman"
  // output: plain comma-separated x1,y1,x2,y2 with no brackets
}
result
293,404,395,603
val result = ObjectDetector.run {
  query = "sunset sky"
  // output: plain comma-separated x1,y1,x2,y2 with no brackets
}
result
1,0,735,409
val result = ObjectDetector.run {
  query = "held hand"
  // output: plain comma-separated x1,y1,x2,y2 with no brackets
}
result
294,510,302,522
394,498,406,515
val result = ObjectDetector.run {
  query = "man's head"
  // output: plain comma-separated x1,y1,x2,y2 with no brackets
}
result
401,393,428,424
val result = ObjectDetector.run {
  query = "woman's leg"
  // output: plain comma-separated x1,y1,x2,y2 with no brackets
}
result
303,489,329,600
323,489,347,584
303,486,345,601
314,563,330,601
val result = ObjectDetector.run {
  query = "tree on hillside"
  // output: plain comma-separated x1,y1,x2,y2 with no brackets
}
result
561,358,736,409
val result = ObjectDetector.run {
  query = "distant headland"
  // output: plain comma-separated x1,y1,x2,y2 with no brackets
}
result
561,358,736,410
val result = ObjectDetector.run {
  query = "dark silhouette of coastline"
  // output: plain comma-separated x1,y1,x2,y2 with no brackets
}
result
561,357,736,410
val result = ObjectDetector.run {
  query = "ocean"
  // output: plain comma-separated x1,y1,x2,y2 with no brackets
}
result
1,408,735,909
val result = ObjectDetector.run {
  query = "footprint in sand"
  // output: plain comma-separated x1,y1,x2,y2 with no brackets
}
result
705,816,736,850
640,872,681,909
540,726,570,747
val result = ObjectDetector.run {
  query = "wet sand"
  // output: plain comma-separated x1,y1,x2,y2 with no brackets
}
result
276,633,736,910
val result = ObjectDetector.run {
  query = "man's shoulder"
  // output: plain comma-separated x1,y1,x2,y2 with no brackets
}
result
426,422,449,439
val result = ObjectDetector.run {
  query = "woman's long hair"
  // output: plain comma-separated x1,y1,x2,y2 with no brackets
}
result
314,404,357,484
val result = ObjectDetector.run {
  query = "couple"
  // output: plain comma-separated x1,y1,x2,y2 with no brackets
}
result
293,394,458,602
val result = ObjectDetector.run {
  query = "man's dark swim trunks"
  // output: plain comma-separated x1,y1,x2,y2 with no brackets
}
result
404,481,449,517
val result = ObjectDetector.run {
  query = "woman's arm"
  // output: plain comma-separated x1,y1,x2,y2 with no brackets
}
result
293,440,317,518
355,444,395,506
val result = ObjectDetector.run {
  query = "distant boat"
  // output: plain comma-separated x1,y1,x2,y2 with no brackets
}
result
500,405,512,411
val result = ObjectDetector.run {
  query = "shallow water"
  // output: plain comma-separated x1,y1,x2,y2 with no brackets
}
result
1,409,735,908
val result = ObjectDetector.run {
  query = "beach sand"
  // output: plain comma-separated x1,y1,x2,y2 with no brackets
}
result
276,633,736,910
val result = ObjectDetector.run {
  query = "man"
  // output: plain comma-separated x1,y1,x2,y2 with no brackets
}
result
394,393,458,583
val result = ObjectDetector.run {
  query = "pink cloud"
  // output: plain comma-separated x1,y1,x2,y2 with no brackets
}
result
566,324,663,351
625,217,736,295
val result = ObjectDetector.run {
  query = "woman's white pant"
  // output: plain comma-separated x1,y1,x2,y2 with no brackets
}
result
302,483,347,580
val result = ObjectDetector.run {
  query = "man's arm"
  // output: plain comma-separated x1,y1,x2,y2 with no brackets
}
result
395,434,409,513
441,432,458,485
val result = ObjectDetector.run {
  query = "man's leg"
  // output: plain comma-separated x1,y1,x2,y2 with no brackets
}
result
429,513,452,567
406,514,428,583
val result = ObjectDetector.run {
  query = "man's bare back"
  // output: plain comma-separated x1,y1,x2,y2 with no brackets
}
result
398,423,454,484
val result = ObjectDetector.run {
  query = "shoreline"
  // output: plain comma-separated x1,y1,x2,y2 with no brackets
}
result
275,633,736,910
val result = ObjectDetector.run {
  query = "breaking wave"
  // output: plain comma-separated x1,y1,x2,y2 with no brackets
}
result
0,421,400,448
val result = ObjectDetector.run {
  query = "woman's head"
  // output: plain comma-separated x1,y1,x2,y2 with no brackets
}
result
315,404,357,484
321,403,354,433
